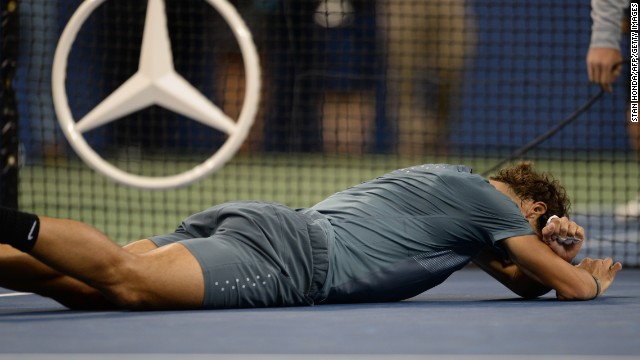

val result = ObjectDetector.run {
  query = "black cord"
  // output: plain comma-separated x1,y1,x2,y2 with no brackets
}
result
480,60,629,177
480,88,604,176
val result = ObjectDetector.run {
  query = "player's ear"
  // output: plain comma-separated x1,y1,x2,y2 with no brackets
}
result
529,201,547,218
527,202,549,236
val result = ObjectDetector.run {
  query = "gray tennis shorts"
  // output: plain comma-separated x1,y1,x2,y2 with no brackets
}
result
149,201,329,309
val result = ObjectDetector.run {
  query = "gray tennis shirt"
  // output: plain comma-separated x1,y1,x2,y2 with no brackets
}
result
311,164,535,303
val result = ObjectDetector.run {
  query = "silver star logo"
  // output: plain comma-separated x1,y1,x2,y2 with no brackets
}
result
52,0,261,189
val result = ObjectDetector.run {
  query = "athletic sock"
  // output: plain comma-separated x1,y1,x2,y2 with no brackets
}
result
0,206,40,252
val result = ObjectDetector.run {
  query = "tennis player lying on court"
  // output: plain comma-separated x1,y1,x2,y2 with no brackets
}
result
0,162,622,310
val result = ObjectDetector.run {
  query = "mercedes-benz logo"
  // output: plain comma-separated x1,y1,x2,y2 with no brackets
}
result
52,0,261,189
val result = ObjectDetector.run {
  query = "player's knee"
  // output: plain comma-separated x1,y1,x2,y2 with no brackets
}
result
103,279,151,310
109,288,148,309
99,259,152,309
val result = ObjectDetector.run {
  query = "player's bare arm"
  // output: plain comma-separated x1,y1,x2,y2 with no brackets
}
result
502,234,621,300
471,248,551,299
473,214,617,300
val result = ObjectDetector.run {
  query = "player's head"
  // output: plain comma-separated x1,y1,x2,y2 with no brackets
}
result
489,162,571,234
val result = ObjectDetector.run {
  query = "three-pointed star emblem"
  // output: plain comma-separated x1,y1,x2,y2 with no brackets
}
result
52,0,260,189
75,0,235,135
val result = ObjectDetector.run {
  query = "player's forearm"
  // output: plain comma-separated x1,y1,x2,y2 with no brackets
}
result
503,236,600,301
551,268,599,301
472,248,550,299
509,266,552,299
512,261,598,300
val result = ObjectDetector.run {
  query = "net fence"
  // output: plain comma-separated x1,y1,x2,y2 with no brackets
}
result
2,0,638,266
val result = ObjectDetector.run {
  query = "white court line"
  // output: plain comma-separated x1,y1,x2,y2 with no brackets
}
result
0,355,638,360
0,292,32,297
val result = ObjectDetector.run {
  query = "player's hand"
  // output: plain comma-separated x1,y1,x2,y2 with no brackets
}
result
575,257,622,296
586,47,623,93
541,216,584,262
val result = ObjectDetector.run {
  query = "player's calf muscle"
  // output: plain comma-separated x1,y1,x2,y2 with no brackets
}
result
44,282,114,310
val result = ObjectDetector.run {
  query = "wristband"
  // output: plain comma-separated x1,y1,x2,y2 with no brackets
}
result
590,275,601,300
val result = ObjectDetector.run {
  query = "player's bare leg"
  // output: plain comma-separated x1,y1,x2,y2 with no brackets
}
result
0,211,204,310
0,244,111,309
0,239,163,309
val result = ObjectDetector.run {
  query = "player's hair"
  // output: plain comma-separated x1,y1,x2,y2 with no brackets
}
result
490,162,571,233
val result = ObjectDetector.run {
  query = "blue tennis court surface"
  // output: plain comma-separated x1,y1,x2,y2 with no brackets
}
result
1,268,638,359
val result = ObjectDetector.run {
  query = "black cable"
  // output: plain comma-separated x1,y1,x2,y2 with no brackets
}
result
481,60,629,177
480,88,604,176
